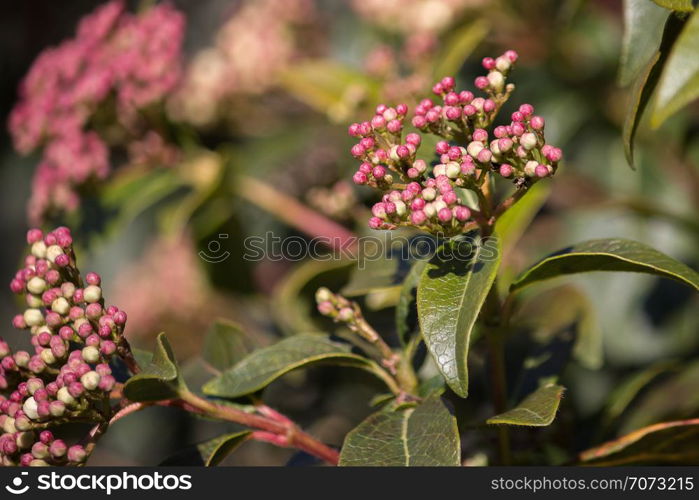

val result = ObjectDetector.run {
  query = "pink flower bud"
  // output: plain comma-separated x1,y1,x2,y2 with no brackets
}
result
445,106,462,120
483,99,496,113
511,111,524,122
27,229,43,244
100,340,117,356
372,166,386,179
462,104,476,117
350,144,365,158
387,119,403,134
459,90,474,103
474,76,489,89
371,115,386,129
396,103,408,115
440,76,455,91
410,211,426,225
444,92,460,106
432,82,444,95
438,208,452,222
535,164,550,177
511,122,525,136
546,147,562,163
482,57,495,70
54,254,70,267
530,116,545,130
499,164,514,178
49,439,67,457
353,171,367,185
412,115,427,128
454,206,471,221
98,374,116,392
396,145,410,159
504,50,518,62
348,123,360,136
67,445,86,463
519,103,534,116
368,217,383,229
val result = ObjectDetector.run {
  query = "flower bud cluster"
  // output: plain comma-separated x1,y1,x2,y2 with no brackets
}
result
348,51,562,235
2,227,125,466
315,287,361,325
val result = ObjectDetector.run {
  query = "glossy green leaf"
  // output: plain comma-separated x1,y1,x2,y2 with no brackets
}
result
124,333,185,402
487,384,565,426
495,182,550,257
198,431,252,466
339,397,460,466
202,319,251,372
651,0,695,12
652,9,699,127
619,0,669,86
623,14,685,167
433,19,490,79
161,431,251,466
395,259,428,347
511,238,699,293
417,235,501,398
580,418,699,465
203,334,393,398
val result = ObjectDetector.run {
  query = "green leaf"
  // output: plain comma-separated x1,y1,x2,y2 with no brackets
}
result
161,431,251,466
124,333,185,402
622,14,685,167
487,384,565,427
651,0,695,12
620,360,699,433
197,431,252,466
580,418,699,465
395,259,428,347
203,334,394,398
495,182,550,257
619,0,669,86
202,319,251,372
279,60,379,122
652,9,699,127
417,235,501,398
510,238,699,293
339,397,460,466
433,19,490,79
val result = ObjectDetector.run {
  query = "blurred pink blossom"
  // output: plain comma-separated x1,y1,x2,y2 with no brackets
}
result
8,1,185,223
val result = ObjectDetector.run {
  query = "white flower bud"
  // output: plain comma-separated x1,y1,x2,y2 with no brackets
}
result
83,285,102,303
520,132,538,150
26,277,47,295
22,397,39,420
82,346,100,363
315,287,333,303
433,200,447,212
51,297,70,315
24,309,44,327
422,187,436,201
16,432,34,449
467,141,484,158
31,241,47,259
489,140,501,156
40,349,56,365
424,203,437,218
433,164,446,177
446,162,461,179
337,308,354,322
524,160,538,177
487,71,505,93
46,245,64,263
80,371,101,391
3,417,16,434
394,200,407,217
495,56,511,72
57,386,76,406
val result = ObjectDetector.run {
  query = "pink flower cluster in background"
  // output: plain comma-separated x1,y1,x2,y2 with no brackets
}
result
8,1,185,223
169,0,315,126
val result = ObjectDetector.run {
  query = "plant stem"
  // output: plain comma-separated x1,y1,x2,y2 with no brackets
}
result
179,391,340,465
236,176,357,253
482,275,512,465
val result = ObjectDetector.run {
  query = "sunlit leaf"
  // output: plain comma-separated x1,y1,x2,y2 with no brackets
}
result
487,384,565,427
433,19,490,79
417,235,501,398
511,238,699,293
395,259,428,348
495,182,550,257
651,0,695,12
202,319,252,372
619,0,669,86
652,9,699,127
580,418,699,465
202,334,394,398
339,397,460,466
622,14,685,167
